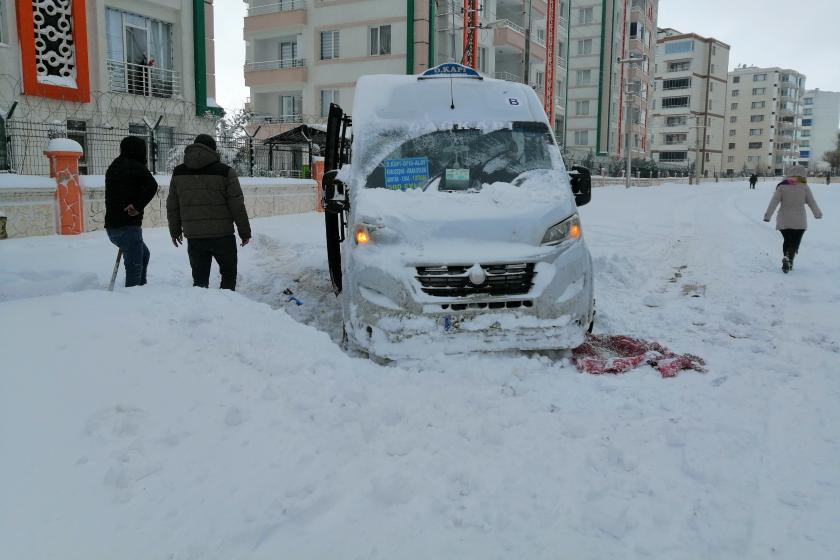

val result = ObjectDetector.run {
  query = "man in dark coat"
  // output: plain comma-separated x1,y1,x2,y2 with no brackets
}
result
749,173,758,189
167,134,251,291
105,136,159,287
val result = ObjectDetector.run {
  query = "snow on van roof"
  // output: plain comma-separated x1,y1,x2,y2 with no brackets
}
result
352,73,548,134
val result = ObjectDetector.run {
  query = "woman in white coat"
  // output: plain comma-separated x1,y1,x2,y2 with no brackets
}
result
763,165,823,273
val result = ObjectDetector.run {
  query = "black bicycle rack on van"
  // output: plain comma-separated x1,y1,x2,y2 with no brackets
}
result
323,103,352,295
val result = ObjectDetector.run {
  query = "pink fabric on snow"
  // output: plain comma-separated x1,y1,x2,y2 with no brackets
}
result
572,334,706,377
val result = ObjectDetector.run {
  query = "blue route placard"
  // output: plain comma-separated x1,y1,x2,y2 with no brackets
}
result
383,157,430,190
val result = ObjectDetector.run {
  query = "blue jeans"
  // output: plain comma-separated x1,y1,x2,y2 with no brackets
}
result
107,226,150,287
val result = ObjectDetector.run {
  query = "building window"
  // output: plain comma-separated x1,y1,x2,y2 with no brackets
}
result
749,142,763,149
664,40,694,54
801,130,811,137
578,7,594,24
751,101,765,109
710,64,715,74
803,108,813,115
801,140,810,147
727,155,734,162
728,143,736,149
105,8,176,98
666,115,687,126
477,47,487,73
662,77,690,90
66,120,88,174
0,0,6,45
749,128,762,136
729,129,736,136
577,39,592,55
752,87,766,95
573,130,589,145
802,118,812,126
320,30,340,60
730,116,737,123
747,156,760,163
278,41,298,65
664,133,687,144
629,21,645,40
751,115,764,122
804,97,813,105
280,95,301,121
661,96,690,108
320,89,339,117
731,89,739,97
800,150,810,158
659,151,687,162
712,45,716,55
731,102,738,110
576,69,591,86
369,25,391,56
733,76,740,83
667,60,690,73
575,100,589,115
753,73,767,81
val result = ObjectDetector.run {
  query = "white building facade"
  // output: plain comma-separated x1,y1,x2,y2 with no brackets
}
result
565,0,658,164
723,66,806,176
800,89,840,172
243,0,569,141
650,28,729,176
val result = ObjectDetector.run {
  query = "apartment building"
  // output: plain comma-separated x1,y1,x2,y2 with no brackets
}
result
0,0,220,173
243,0,569,140
722,66,806,176
650,28,729,175
800,89,840,172
565,0,658,162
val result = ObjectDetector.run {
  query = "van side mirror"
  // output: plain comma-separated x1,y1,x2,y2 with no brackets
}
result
569,165,592,207
322,169,347,214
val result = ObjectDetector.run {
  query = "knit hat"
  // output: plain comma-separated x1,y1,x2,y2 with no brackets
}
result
787,165,807,178
119,135,147,165
193,134,217,151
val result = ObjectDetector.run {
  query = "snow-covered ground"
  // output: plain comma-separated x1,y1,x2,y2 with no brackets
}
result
2,181,839,559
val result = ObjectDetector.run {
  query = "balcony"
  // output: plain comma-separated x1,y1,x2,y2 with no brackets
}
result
493,20,546,60
245,1,306,35
244,58,307,86
250,113,303,124
106,60,180,99
495,71,522,83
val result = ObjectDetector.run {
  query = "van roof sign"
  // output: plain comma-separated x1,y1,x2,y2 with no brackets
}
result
418,63,483,80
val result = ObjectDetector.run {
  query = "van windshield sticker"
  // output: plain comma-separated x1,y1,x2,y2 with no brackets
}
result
383,157,430,190
444,168,470,190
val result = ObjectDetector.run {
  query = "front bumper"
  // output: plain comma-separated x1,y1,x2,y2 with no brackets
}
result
345,240,594,360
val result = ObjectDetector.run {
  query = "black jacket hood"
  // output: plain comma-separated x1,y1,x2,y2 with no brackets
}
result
119,136,148,165
183,143,221,170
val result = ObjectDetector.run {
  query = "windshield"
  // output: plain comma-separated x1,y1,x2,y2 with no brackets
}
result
364,123,558,191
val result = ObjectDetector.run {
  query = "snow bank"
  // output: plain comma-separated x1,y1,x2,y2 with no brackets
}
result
1,184,840,558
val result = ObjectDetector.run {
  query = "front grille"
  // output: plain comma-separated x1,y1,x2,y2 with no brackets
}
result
415,263,536,297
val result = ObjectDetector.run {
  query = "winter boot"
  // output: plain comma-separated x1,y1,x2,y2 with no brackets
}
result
782,255,791,274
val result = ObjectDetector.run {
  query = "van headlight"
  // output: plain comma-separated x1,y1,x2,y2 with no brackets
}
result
353,223,402,245
541,214,582,246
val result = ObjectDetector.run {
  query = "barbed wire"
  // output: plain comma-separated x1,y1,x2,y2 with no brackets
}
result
0,73,218,130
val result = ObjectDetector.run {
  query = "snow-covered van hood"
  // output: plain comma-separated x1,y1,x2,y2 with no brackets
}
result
353,170,575,247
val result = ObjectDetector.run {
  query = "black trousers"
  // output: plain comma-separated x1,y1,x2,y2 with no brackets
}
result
780,229,805,260
187,235,238,290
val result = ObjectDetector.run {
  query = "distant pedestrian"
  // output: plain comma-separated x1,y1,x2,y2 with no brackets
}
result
827,173,831,185
749,173,758,189
167,134,251,290
763,165,823,273
105,136,159,287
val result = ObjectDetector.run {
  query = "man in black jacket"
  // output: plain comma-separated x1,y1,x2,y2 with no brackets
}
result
105,136,159,287
167,134,251,291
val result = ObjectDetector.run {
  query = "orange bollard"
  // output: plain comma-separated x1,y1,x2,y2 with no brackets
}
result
313,157,325,213
44,138,85,235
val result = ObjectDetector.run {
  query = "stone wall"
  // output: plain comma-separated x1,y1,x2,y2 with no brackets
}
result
0,176,318,239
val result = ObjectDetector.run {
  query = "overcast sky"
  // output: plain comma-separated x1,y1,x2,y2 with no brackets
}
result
214,0,840,112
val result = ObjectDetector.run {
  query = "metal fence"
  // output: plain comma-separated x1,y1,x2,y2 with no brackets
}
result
1,120,313,178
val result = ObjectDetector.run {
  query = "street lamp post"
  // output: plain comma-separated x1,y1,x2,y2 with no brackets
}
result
617,54,647,189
